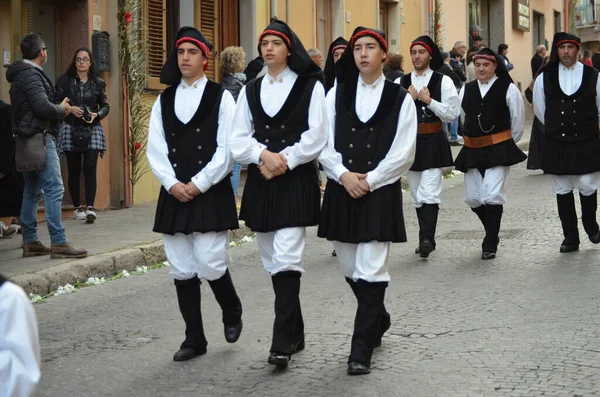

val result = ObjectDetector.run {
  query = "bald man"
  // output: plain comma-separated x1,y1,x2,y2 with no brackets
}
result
531,45,547,78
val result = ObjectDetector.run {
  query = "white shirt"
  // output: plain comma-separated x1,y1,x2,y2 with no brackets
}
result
394,67,460,122
0,282,41,397
229,67,327,170
533,61,600,123
458,75,525,142
147,76,237,194
319,73,418,192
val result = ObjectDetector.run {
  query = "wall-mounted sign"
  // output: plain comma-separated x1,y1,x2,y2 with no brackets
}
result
513,0,530,32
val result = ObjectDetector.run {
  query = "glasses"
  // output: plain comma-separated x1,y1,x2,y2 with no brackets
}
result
76,57,90,63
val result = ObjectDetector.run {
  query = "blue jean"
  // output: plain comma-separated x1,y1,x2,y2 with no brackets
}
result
21,135,67,245
230,161,242,196
450,119,459,141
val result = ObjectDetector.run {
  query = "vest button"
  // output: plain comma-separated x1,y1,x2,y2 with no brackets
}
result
197,145,202,150
198,160,202,164
575,133,578,136
266,125,270,129
574,123,577,126
173,163,177,168
281,139,286,143
561,123,564,126
196,128,200,132
172,148,176,153
281,125,285,129
348,159,353,164
351,128,356,132
265,139,270,143
367,161,372,165
561,111,564,114
171,133,175,136
367,144,371,148
573,99,577,103
369,128,374,132
349,144,354,148
562,133,565,137
561,100,565,103
573,110,576,114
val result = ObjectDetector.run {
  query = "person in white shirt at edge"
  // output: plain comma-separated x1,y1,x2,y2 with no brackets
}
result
533,32,600,253
394,35,460,259
146,27,243,363
318,26,417,376
454,47,526,260
229,20,327,370
0,274,41,397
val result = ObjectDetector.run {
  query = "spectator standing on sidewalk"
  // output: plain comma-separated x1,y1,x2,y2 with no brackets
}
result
5,33,87,259
0,100,23,238
498,44,514,71
55,48,110,224
466,48,478,82
469,25,481,48
383,53,405,81
531,44,547,78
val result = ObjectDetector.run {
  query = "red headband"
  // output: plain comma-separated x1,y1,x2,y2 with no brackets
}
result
259,30,292,48
332,44,347,53
556,39,580,48
175,37,211,71
410,41,433,55
472,54,497,63
350,30,388,53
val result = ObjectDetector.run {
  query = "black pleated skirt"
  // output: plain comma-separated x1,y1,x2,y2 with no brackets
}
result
153,178,239,235
540,137,600,175
454,139,527,172
239,163,320,233
410,131,454,171
526,117,545,170
318,179,407,244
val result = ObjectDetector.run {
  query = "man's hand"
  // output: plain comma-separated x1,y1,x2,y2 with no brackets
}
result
259,150,288,176
70,106,84,118
418,87,432,105
258,164,277,180
184,182,201,198
408,85,418,101
340,172,370,199
60,97,71,117
169,182,194,203
85,112,98,124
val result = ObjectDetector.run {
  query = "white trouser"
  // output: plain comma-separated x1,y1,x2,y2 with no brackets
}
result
464,166,510,208
551,172,600,196
407,168,443,207
163,231,230,281
332,241,391,283
256,227,306,275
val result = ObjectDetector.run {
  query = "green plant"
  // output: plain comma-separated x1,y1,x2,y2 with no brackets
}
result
433,0,444,49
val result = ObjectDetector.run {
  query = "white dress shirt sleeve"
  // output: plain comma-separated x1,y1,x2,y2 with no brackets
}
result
279,81,328,170
533,73,546,124
459,85,466,124
229,85,266,165
147,96,180,193
191,90,236,193
0,283,41,397
366,94,418,191
428,75,461,122
506,83,525,142
318,87,349,183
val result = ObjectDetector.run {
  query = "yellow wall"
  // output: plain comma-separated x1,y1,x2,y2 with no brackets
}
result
442,0,469,53
344,0,377,38
288,1,315,47
399,0,425,73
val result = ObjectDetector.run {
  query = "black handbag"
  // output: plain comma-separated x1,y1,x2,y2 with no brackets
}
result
15,133,46,172
73,126,93,151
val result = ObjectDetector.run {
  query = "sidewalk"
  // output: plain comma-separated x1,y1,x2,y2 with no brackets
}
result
2,117,533,296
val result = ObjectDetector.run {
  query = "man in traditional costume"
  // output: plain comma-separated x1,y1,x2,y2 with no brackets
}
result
324,37,348,93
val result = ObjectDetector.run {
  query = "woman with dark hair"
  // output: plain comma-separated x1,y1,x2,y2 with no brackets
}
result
383,52,404,81
497,43,514,71
55,48,109,223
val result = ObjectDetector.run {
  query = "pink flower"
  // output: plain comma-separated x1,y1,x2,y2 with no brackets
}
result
124,12,133,24
134,142,141,150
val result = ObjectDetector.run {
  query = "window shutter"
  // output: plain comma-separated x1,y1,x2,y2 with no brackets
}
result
200,0,216,80
147,0,167,80
23,1,34,34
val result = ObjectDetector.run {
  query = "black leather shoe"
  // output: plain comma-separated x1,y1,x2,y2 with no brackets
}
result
414,246,420,254
419,240,434,258
560,244,579,253
224,320,243,343
332,249,337,257
291,338,305,354
481,252,496,260
173,346,207,362
268,352,290,368
589,231,600,244
347,361,371,375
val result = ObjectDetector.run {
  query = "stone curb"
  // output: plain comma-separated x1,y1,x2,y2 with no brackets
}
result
11,221,252,296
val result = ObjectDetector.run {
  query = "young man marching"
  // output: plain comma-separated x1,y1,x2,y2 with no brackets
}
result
533,32,600,253
323,37,348,93
147,27,243,362
318,26,417,375
454,48,526,260
229,20,327,369
396,35,460,258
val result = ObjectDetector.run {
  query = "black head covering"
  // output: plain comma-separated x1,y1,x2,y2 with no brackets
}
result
549,32,581,64
160,26,213,86
336,26,388,84
472,47,513,84
410,35,443,70
258,20,323,82
323,37,348,92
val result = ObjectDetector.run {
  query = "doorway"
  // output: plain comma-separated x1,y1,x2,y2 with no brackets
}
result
532,11,545,54
22,0,58,82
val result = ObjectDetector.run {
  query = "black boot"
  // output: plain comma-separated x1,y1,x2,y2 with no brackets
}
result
414,207,423,254
348,280,387,375
173,277,208,361
580,192,600,244
481,204,503,260
557,193,580,252
345,277,390,348
208,269,243,343
471,205,486,227
418,204,439,258
268,271,303,368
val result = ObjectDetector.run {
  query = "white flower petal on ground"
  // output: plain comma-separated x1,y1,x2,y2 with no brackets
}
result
29,293,43,303
122,270,130,278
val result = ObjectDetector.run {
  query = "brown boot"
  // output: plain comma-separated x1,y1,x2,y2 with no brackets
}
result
50,243,88,259
23,241,52,257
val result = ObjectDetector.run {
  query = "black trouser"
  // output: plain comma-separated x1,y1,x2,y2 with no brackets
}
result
270,271,304,354
174,277,207,351
65,150,99,207
416,203,439,247
472,204,503,253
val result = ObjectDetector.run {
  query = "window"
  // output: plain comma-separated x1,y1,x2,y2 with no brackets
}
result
554,10,561,33
146,0,168,89
316,0,332,58
199,0,216,80
468,0,481,32
379,1,389,42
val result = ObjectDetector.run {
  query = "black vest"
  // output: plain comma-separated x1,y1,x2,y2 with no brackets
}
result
543,64,599,143
462,78,511,138
0,274,6,288
246,76,317,154
160,80,224,183
335,79,407,174
401,72,443,124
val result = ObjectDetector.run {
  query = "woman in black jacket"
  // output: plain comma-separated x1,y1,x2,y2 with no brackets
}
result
55,48,109,223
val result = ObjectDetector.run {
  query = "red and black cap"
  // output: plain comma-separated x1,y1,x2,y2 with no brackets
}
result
160,26,213,85
549,32,581,64
472,47,513,84
324,37,348,93
349,27,388,53
410,35,443,70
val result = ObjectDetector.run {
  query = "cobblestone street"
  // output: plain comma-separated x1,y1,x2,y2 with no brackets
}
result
32,163,600,397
